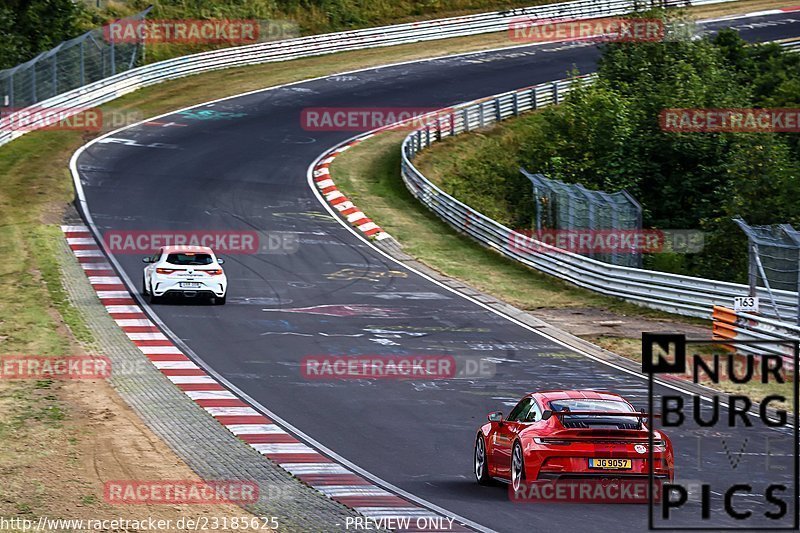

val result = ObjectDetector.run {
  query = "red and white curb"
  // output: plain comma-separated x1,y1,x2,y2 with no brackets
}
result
62,224,471,532
313,134,392,242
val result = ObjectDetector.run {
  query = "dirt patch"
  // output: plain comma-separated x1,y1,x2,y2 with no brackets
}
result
529,307,709,339
0,376,252,524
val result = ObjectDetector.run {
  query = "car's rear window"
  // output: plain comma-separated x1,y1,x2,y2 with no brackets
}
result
549,399,634,413
549,399,638,428
166,253,213,265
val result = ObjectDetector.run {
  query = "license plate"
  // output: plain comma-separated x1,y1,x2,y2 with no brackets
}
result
588,458,632,469
180,282,201,288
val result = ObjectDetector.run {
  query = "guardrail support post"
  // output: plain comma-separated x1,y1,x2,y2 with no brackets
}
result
512,92,519,116
748,243,757,297
553,82,559,105
110,36,116,76
463,109,469,132
52,55,58,95
80,41,86,86
479,105,485,128
531,87,538,109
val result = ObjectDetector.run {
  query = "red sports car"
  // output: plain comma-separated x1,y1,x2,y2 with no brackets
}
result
474,390,674,492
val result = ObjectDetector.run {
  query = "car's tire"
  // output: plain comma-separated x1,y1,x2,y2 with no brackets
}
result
143,276,160,304
215,294,226,305
511,441,526,493
474,434,492,485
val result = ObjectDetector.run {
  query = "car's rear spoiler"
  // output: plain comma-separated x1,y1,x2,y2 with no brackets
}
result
542,411,660,419
541,410,660,429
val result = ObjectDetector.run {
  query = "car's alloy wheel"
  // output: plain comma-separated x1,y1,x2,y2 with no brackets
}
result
511,442,525,492
474,435,491,485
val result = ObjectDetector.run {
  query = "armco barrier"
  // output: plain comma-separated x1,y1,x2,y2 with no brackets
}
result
713,306,799,368
400,47,800,321
0,0,735,148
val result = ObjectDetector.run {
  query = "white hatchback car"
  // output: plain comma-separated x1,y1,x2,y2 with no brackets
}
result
142,246,227,305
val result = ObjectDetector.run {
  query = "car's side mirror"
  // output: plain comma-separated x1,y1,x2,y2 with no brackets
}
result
541,410,553,420
142,257,153,263
217,258,225,264
488,411,503,423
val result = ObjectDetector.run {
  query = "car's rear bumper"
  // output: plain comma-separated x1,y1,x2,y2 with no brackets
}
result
158,289,221,299
152,277,226,297
525,443,674,482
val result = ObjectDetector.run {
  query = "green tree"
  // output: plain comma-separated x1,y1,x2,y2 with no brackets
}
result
0,0,86,69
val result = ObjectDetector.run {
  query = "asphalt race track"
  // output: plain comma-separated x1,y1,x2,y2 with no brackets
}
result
75,12,800,533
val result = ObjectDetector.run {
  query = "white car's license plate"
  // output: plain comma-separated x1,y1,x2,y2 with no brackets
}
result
180,282,201,288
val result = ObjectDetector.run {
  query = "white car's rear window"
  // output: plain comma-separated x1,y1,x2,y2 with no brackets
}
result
166,253,213,265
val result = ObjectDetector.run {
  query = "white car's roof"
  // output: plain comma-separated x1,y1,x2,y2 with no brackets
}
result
160,246,214,254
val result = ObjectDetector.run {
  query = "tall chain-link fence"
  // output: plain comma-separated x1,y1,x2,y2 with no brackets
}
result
0,8,151,110
521,169,643,267
735,218,800,323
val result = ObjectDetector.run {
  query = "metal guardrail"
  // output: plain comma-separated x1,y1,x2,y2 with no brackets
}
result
781,40,800,52
713,306,799,368
399,73,800,321
0,0,735,149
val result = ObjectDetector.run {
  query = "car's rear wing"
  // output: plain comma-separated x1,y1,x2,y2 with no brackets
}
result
542,411,660,419
541,410,660,430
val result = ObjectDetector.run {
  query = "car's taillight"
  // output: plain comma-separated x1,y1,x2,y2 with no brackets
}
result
204,269,223,276
534,438,572,445
156,268,176,274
